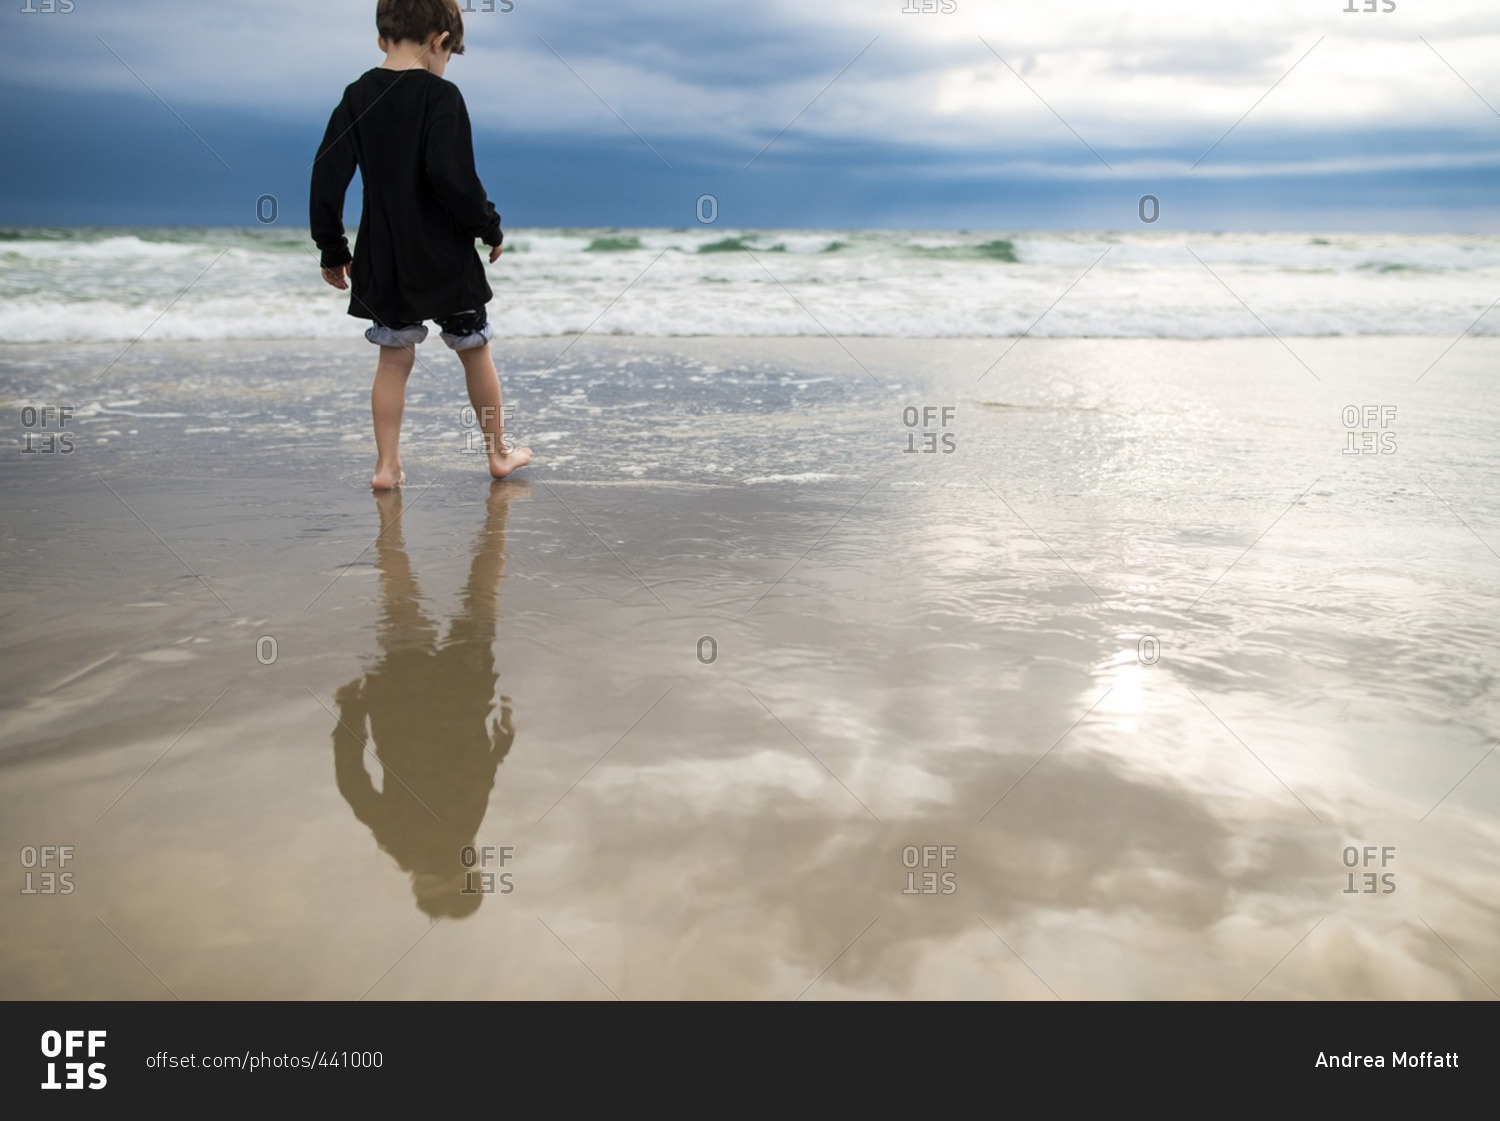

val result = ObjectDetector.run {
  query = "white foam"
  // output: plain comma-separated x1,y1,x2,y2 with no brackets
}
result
3,228,1499,342
743,473,864,485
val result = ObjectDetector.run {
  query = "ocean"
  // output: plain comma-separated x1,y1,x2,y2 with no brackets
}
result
2,225,1498,342
1,223,1498,999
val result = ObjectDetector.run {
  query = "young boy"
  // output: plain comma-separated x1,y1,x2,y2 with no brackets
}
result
310,0,530,490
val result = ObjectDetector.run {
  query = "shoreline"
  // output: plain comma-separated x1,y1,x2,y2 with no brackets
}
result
2,329,1496,349
2,333,1497,998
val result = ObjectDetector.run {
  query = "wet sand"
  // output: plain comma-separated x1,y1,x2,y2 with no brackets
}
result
1,335,1498,999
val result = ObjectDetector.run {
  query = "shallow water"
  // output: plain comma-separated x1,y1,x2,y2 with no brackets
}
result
1,335,1497,998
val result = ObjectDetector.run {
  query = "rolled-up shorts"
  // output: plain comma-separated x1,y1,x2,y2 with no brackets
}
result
365,308,494,351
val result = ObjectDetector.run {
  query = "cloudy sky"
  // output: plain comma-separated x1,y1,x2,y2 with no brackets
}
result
2,0,1498,230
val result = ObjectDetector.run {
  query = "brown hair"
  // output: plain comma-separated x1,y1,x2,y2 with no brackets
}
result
377,0,466,56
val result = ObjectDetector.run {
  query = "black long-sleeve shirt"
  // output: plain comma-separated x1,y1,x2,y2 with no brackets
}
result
333,641,510,880
310,68,503,327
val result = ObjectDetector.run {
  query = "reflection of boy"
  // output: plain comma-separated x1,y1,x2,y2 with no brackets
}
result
334,675,514,919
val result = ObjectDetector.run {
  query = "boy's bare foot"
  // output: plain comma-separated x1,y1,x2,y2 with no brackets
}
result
371,461,406,490
488,445,532,479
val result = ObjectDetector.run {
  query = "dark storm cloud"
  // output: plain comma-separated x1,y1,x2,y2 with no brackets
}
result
1,0,1497,228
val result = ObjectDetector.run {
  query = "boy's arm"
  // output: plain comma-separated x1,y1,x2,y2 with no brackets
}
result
424,84,504,249
332,680,380,827
309,97,357,271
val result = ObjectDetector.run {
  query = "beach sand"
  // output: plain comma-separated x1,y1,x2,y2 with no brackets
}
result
1,334,1497,999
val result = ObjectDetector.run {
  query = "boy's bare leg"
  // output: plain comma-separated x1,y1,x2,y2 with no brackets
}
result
457,343,532,479
371,344,415,490
372,489,438,651
452,481,515,642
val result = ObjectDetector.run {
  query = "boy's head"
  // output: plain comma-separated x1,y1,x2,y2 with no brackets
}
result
412,868,483,919
377,0,466,57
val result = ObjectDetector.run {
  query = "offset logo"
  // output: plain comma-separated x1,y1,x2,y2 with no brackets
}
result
901,845,958,894
40,1030,106,1090
901,406,957,454
20,845,75,895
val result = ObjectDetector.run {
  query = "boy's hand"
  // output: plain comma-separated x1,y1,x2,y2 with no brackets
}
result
488,244,503,264
321,263,350,290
